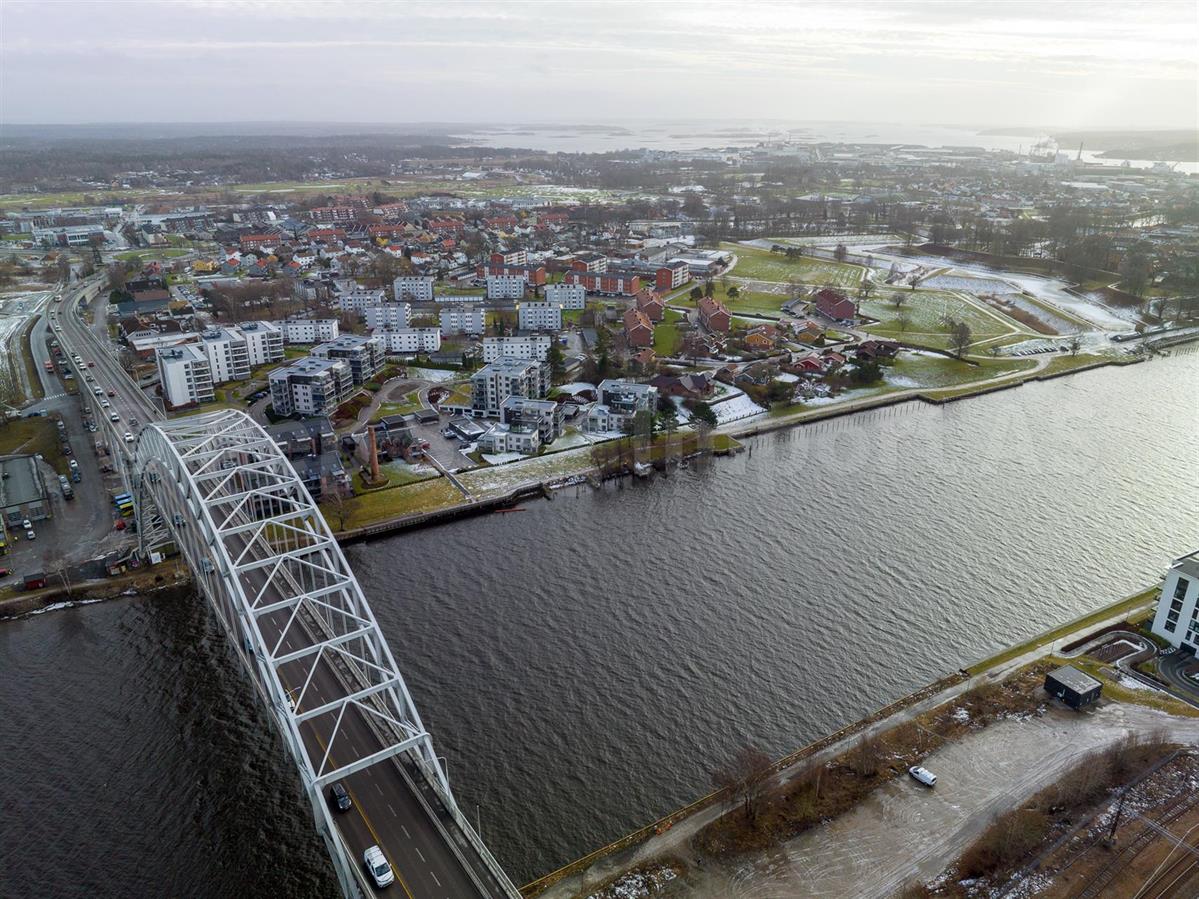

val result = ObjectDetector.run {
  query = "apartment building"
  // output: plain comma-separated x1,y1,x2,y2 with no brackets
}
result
236,321,285,366
336,287,388,314
440,305,486,337
364,303,412,330
584,379,659,433
392,275,435,303
490,249,527,267
517,300,562,331
311,334,384,384
475,263,547,286
565,270,642,297
501,395,564,444
482,335,551,363
377,328,442,354
198,328,251,383
268,357,353,417
157,343,216,408
277,317,340,344
544,282,586,310
570,251,609,273
470,358,549,417
486,275,527,301
1151,551,1199,650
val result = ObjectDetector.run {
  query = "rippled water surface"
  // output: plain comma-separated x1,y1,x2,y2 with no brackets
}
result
3,352,1197,894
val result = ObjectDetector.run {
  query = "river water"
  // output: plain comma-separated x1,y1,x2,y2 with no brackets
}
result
2,351,1197,895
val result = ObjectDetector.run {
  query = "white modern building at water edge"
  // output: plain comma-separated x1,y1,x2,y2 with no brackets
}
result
1150,551,1199,650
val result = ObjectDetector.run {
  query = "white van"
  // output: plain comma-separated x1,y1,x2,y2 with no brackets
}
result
909,765,937,787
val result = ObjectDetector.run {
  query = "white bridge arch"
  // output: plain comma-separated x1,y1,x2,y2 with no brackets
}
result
132,410,488,896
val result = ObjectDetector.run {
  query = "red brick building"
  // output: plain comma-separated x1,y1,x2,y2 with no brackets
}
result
634,289,665,322
813,288,857,322
476,262,546,286
623,308,655,348
655,261,691,292
310,206,358,224
239,233,277,252
698,296,731,333
566,270,641,297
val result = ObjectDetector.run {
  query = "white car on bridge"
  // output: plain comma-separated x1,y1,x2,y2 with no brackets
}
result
363,845,394,888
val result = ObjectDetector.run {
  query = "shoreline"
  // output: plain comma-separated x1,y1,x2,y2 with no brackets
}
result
329,352,1140,543
520,582,1163,898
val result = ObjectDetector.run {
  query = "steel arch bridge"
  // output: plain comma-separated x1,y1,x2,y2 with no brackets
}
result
133,410,516,898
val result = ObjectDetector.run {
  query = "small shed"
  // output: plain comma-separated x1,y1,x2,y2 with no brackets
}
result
23,571,47,590
1045,665,1102,709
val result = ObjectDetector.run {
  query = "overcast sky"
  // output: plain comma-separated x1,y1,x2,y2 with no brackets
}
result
2,0,1196,130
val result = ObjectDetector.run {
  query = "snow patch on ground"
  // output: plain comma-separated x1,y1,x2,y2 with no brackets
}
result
407,366,458,382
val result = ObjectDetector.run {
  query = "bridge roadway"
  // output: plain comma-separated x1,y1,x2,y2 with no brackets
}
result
53,275,504,898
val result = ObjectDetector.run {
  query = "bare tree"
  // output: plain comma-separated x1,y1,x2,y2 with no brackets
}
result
949,320,973,358
1068,335,1081,356
897,310,911,333
712,744,774,825
324,490,354,532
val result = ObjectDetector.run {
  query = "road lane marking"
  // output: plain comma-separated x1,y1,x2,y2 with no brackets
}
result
402,825,410,839
431,873,441,887
376,783,384,796
415,848,425,863
387,803,397,817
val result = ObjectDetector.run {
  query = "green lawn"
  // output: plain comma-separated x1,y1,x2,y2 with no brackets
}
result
323,476,464,527
653,309,686,356
860,289,1019,350
675,283,786,318
884,353,1035,390
375,391,424,418
0,417,66,474
722,243,865,287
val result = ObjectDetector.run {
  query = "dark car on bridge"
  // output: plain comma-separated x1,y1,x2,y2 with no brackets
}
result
328,782,352,812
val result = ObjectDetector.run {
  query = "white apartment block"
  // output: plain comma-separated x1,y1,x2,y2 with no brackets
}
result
268,357,353,417
482,335,552,363
393,275,435,303
364,303,412,330
584,379,659,434
157,344,215,408
470,358,549,417
277,318,340,344
336,287,388,313
1151,551,1199,650
517,301,562,331
198,328,251,383
440,306,486,336
544,282,586,310
377,328,442,354
311,334,384,384
486,275,527,301
236,321,285,367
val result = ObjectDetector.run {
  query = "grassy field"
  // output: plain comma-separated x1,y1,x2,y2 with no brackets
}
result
324,476,464,527
374,391,424,417
653,309,686,356
0,416,66,474
966,585,1160,675
674,282,787,317
884,353,1035,390
860,289,1020,350
722,242,865,287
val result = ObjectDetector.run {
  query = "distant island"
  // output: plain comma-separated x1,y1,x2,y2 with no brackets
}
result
982,127,1198,161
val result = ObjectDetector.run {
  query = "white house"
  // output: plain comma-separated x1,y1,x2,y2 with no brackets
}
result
393,275,435,303
276,317,340,344
377,328,442,354
584,379,658,433
440,306,486,336
517,301,562,331
336,287,388,313
1150,551,1199,650
364,303,412,330
486,275,527,301
482,335,552,363
544,282,586,310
